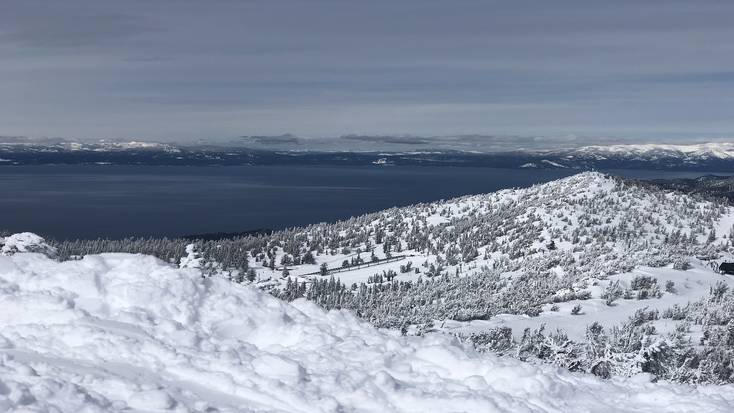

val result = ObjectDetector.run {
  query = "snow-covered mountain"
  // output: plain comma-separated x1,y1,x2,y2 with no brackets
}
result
7,172,734,409
516,143,734,169
247,171,730,289
568,142,734,160
529,142,734,169
49,172,734,384
3,138,734,170
3,250,734,412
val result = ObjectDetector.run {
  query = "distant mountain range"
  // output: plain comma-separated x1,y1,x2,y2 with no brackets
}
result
2,138,734,171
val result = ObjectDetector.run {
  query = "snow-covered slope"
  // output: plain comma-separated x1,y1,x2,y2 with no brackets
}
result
222,172,734,383
254,172,730,291
440,260,734,341
1,232,57,257
52,172,734,341
2,251,734,412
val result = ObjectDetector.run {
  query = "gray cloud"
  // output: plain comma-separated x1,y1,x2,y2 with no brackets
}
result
0,4,155,49
341,136,432,146
229,133,656,153
1,0,734,146
240,135,301,146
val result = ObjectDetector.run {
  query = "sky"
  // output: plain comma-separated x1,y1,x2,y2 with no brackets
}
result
2,0,734,147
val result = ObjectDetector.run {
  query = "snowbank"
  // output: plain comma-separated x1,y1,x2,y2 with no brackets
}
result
1,250,734,412
0,232,56,257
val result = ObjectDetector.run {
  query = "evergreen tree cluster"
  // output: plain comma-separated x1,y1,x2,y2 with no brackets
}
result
466,284,734,385
52,236,255,274
41,172,734,384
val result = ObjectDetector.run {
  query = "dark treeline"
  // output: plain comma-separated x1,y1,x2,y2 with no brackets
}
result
52,236,261,273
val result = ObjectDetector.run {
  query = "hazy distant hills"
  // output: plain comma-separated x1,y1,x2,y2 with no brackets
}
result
2,138,734,171
649,174,734,202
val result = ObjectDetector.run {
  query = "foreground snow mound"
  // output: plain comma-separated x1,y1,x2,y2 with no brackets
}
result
0,232,56,257
1,252,734,412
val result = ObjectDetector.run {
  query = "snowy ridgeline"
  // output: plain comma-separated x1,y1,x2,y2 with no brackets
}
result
43,171,734,384
3,252,734,412
53,171,734,295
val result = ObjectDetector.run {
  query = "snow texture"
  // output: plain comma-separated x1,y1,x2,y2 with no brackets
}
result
1,232,56,257
570,142,734,160
2,250,734,412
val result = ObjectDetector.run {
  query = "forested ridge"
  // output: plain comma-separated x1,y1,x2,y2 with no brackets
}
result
36,172,734,383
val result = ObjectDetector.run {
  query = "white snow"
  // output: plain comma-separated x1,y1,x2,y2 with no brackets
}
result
572,142,734,160
178,243,203,269
1,232,56,257
2,249,734,412
440,261,734,341
259,171,729,291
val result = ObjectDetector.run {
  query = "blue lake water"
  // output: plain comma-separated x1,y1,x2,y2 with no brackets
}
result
0,165,725,239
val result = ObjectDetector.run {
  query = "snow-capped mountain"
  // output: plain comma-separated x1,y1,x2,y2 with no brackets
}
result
535,142,734,169
517,142,734,169
3,138,734,170
247,171,730,288
568,142,734,160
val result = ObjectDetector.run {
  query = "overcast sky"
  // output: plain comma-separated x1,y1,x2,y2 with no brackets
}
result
2,0,734,145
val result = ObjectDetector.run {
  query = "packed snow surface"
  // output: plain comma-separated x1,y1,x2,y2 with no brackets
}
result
2,251,734,412
0,232,57,257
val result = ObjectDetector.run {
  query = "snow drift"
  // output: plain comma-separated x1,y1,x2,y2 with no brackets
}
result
1,249,734,412
1,232,56,257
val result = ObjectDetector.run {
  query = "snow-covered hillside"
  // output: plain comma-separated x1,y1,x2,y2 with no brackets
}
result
2,251,734,412
253,172,731,303
1,232,57,257
47,171,734,384
239,172,734,383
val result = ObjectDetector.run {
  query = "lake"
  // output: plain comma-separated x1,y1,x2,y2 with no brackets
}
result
0,165,725,239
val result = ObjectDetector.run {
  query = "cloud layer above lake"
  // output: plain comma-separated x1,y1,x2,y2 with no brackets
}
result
2,1,734,144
